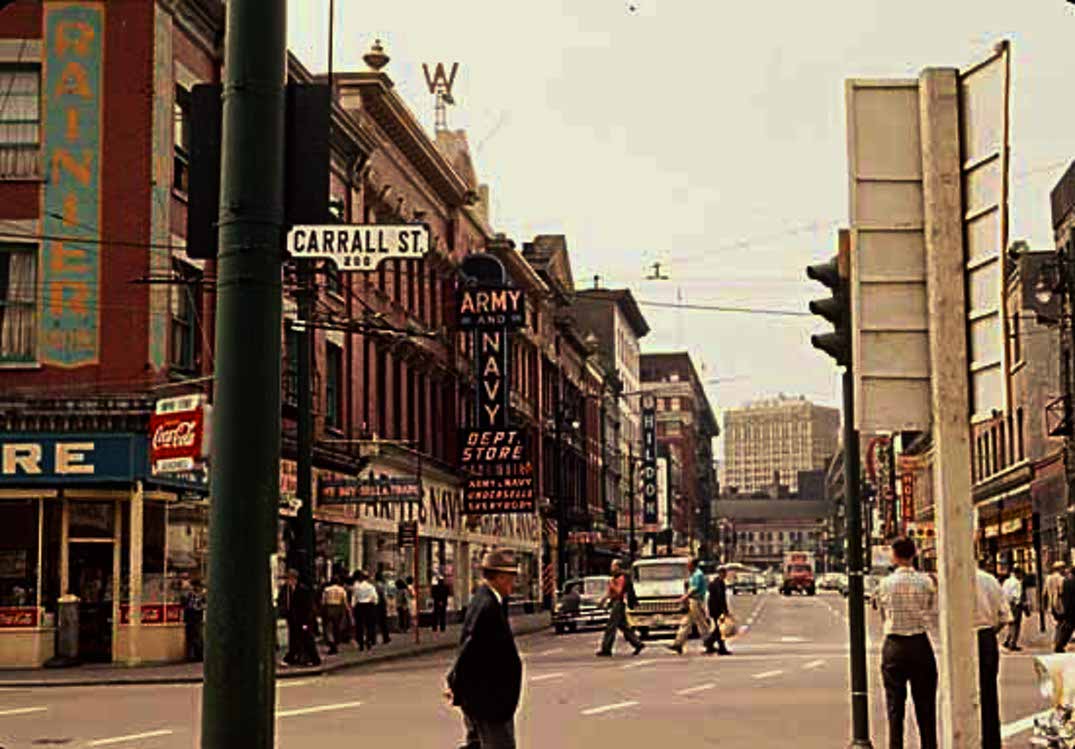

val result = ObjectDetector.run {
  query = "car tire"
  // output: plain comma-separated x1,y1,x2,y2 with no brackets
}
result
637,627,649,640
554,624,565,635
569,623,578,633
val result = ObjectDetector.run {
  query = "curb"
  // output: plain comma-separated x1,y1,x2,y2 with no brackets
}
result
0,621,551,689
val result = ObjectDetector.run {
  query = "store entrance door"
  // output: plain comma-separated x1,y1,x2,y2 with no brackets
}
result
69,542,114,662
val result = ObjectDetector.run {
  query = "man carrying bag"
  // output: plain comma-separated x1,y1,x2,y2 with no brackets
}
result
703,566,733,655
595,559,645,657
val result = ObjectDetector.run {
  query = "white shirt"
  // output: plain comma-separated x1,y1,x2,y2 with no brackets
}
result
353,580,378,605
485,582,503,605
1002,576,1023,606
975,569,1014,630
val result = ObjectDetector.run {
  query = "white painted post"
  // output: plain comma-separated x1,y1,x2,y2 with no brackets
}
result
127,481,144,664
920,67,981,748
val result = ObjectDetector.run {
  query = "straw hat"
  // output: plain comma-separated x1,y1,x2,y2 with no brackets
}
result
481,549,519,575
1054,562,1067,571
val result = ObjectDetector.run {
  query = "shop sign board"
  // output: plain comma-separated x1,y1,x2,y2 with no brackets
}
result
398,520,418,548
0,607,38,628
457,286,526,330
286,224,430,271
0,433,145,484
149,403,209,475
319,475,421,505
641,399,658,530
459,429,535,515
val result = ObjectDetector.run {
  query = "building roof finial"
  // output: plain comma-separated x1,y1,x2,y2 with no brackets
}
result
364,39,390,72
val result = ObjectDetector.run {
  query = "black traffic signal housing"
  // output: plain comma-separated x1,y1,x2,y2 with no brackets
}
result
186,83,331,260
806,255,850,367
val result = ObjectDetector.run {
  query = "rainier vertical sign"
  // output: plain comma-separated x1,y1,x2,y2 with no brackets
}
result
641,399,658,531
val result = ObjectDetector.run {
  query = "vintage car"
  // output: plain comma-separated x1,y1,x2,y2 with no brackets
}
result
553,576,611,634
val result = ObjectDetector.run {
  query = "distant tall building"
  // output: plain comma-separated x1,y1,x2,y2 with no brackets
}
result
721,395,840,494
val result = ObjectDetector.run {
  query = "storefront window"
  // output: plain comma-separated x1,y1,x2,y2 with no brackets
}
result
69,501,114,538
315,521,352,585
0,500,39,607
166,502,209,602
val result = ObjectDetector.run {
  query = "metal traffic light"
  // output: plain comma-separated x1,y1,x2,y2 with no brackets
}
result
806,255,850,367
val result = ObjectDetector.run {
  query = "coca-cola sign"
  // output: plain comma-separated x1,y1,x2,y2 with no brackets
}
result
150,408,205,472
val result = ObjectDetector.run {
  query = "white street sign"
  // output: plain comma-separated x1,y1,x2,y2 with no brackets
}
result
287,224,430,271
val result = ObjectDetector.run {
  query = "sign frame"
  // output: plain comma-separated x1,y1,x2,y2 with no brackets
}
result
286,224,430,271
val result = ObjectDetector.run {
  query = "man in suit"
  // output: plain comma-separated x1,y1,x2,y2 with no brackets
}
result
432,576,451,633
446,549,523,749
279,568,321,667
703,565,733,655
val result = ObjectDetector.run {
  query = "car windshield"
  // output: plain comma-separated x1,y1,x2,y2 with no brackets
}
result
790,565,811,574
582,578,606,596
634,564,686,581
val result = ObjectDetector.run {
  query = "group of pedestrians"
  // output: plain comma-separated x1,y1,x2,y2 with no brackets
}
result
875,535,1015,749
666,558,733,656
278,566,450,667
1045,560,1075,653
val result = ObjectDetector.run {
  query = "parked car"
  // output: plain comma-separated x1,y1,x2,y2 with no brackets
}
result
731,571,761,595
553,576,610,634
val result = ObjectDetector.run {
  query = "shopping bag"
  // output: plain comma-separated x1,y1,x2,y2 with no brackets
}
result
718,613,738,639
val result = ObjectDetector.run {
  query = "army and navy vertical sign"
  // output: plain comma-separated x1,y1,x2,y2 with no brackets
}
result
456,255,533,515
641,396,659,531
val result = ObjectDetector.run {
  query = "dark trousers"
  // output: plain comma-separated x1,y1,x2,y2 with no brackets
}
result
398,605,411,632
460,712,516,749
978,628,1001,749
703,611,729,652
1005,603,1023,648
286,619,321,666
598,601,642,654
433,603,448,632
881,633,937,749
1055,618,1075,653
377,601,391,643
354,603,376,649
184,612,203,662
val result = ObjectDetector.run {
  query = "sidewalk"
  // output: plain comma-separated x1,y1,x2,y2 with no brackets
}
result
0,611,551,688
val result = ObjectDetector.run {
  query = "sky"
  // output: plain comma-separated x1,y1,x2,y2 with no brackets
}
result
288,0,1075,447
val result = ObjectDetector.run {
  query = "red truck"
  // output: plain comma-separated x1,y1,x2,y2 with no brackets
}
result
782,551,816,596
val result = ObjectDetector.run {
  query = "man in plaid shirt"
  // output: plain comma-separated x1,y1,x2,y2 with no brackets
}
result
877,536,937,749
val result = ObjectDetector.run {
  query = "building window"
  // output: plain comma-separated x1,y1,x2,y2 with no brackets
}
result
170,261,201,372
173,85,191,194
0,66,40,178
0,244,36,362
283,323,299,408
1011,312,1022,365
325,342,343,430
1017,408,1025,461
324,263,342,297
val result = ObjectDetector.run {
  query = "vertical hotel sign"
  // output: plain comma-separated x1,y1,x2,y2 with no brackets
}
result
41,2,104,367
641,396,658,531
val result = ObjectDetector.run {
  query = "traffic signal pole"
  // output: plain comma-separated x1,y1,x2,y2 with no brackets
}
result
843,369,872,749
202,0,286,746
807,234,872,749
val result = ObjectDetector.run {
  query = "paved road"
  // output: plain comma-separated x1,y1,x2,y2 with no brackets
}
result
0,591,1054,748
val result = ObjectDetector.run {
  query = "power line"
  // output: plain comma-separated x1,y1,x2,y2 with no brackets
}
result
635,299,812,317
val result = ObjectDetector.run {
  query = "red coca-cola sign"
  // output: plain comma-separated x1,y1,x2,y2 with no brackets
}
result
149,408,205,464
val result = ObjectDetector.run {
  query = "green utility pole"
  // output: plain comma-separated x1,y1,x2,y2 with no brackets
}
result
202,0,286,746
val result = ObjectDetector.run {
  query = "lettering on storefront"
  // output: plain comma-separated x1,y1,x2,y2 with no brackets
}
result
0,434,141,484
457,287,526,330
41,3,104,367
